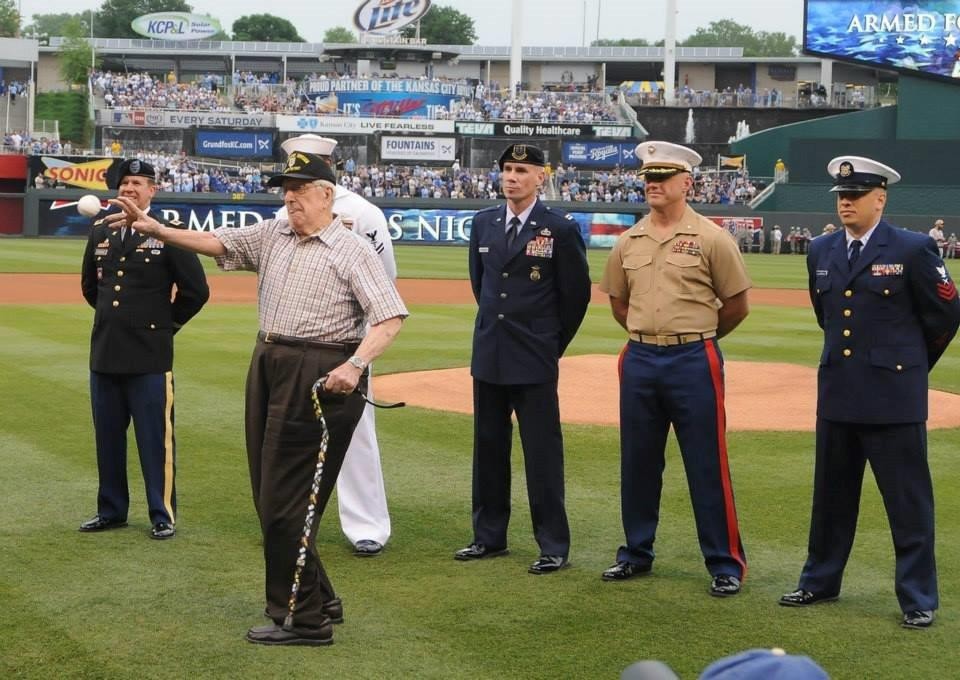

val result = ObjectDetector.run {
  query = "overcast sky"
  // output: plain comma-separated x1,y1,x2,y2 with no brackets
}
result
19,0,806,45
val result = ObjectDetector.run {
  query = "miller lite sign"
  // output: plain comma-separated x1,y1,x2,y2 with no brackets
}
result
353,0,432,35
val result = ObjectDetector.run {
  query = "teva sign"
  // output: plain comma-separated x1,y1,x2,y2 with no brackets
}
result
353,0,432,35
131,13,222,40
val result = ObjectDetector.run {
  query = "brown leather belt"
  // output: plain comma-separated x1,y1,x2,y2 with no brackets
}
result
631,331,717,347
257,331,359,354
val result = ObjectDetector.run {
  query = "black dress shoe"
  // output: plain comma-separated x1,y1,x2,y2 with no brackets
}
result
528,555,570,574
902,610,934,629
779,589,839,607
78,515,128,532
710,574,741,597
454,543,509,561
601,561,652,581
150,522,176,540
246,622,333,646
353,539,383,557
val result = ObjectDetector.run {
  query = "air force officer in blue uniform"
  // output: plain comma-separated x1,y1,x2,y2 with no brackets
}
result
80,159,209,540
780,157,960,629
456,143,592,574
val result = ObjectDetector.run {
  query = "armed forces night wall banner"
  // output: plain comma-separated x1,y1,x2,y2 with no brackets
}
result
804,0,960,83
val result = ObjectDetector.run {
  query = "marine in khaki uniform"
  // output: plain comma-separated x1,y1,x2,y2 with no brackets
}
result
599,141,752,597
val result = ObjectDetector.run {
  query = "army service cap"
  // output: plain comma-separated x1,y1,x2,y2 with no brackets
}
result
498,143,546,169
267,151,338,187
828,156,900,192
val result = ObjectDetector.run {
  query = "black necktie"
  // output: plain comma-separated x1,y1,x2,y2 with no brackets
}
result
848,239,862,270
506,216,521,248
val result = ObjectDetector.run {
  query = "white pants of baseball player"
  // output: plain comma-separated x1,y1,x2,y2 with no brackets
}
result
337,376,391,546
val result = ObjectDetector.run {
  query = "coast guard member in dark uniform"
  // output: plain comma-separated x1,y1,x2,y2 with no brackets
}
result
780,156,960,629
79,159,209,540
456,143,591,574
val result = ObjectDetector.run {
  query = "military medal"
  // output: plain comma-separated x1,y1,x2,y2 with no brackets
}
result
530,266,542,281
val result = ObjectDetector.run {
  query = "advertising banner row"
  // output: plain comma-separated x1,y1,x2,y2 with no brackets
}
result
95,107,635,140
37,197,644,248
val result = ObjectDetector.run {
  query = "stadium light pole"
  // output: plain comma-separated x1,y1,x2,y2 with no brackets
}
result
90,9,95,70
596,0,601,43
664,0,677,106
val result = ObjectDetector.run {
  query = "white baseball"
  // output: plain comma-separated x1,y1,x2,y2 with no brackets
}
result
77,194,103,218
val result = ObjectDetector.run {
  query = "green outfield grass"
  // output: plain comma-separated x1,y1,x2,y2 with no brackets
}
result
2,241,959,678
0,238,810,288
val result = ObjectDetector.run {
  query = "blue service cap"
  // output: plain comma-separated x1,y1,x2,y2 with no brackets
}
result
699,648,829,680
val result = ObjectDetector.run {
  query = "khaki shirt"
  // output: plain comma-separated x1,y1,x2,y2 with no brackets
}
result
599,205,751,336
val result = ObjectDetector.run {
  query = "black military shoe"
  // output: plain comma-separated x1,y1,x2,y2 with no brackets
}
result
710,574,741,597
150,522,176,540
601,561,652,581
323,598,344,624
454,543,509,561
263,598,344,624
246,622,333,646
779,589,840,607
528,555,569,574
902,610,934,629
79,515,128,532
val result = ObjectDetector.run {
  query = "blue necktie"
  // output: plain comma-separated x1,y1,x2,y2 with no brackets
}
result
848,239,862,270
506,216,521,248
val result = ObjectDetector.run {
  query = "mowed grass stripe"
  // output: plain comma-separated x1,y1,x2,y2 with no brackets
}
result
1,238,812,289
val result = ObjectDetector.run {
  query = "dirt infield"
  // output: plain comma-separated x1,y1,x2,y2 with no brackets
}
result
5,273,959,431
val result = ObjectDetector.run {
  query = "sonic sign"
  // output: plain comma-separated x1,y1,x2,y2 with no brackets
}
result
353,0,432,35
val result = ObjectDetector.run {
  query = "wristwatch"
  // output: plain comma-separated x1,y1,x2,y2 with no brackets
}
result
347,355,368,370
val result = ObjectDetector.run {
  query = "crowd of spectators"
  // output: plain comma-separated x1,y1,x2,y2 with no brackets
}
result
87,68,624,122
3,131,71,156
90,70,229,111
0,80,30,101
551,163,759,205
459,91,619,123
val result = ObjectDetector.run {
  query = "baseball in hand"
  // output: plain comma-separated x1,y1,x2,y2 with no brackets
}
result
77,195,103,218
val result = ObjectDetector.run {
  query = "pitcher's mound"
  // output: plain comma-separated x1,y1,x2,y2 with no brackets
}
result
373,355,960,431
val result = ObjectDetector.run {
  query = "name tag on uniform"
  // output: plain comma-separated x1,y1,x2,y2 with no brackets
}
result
872,263,903,276
94,248,108,256
526,235,554,258
816,270,829,277
478,246,490,253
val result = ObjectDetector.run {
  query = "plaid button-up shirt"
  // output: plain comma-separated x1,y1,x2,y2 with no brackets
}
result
214,217,408,342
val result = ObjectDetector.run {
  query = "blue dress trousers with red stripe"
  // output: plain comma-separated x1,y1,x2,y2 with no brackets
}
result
617,337,746,579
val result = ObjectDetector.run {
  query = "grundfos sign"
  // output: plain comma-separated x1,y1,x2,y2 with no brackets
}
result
131,13,222,40
353,0,432,35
